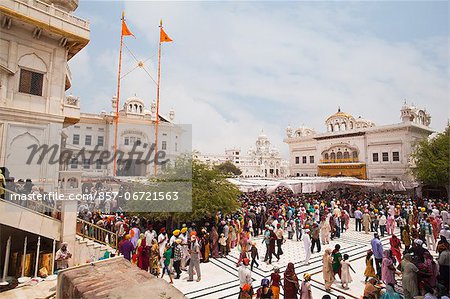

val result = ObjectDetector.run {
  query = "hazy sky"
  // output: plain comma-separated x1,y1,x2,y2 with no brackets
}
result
69,1,449,158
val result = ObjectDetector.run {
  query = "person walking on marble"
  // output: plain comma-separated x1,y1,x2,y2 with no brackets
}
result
303,228,312,265
340,254,355,290
188,234,201,282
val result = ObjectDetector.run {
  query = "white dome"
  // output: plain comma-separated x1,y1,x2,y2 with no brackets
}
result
354,116,375,128
294,126,316,137
124,96,145,115
125,96,144,106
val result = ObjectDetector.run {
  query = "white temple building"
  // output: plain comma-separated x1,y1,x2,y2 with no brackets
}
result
194,131,289,178
284,104,433,180
62,96,186,177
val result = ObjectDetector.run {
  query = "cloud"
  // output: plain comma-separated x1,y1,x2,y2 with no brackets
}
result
69,2,449,158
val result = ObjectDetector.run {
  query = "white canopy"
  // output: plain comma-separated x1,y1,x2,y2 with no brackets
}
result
227,177,418,193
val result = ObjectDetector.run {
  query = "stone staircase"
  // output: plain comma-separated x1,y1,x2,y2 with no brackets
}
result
72,235,116,266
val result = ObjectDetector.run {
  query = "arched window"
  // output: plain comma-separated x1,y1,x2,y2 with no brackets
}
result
334,123,340,131
352,151,358,159
344,152,350,159
341,123,346,131
330,152,336,160
324,153,329,160
337,151,343,159
329,124,334,132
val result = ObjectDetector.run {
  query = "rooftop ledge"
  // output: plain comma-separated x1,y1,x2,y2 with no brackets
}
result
0,0,90,46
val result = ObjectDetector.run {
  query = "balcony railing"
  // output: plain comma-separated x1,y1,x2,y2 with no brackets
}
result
76,218,118,249
14,0,90,29
64,95,79,107
0,186,61,219
320,158,360,164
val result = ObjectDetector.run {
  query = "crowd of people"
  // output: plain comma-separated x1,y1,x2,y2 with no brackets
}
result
75,186,449,299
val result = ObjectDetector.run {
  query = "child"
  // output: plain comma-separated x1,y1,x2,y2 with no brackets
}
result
340,254,355,290
300,273,313,299
219,233,227,257
364,250,376,282
161,244,173,284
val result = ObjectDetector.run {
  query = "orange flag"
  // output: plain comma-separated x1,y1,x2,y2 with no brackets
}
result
122,19,134,37
160,28,172,43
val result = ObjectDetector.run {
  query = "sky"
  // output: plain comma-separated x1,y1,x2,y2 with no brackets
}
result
69,1,449,158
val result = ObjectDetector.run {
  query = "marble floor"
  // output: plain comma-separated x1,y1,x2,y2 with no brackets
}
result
163,220,424,299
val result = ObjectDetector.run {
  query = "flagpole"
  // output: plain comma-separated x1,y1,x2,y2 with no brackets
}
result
113,12,125,177
154,21,163,176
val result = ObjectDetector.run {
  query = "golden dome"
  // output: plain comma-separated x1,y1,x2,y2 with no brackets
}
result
325,107,354,121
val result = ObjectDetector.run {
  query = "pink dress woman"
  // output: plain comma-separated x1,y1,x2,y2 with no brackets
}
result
387,215,395,235
381,250,396,286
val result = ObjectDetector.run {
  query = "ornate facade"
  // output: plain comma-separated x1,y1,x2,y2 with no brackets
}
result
194,131,288,178
0,0,89,191
284,104,433,180
62,96,185,177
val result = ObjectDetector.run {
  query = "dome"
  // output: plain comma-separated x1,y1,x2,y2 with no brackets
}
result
258,129,268,140
325,107,357,132
124,96,145,115
125,96,144,106
294,126,316,138
354,116,375,128
325,107,354,122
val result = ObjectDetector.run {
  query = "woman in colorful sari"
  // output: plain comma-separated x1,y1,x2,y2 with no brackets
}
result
283,262,299,299
401,254,419,299
230,222,238,249
386,215,395,235
210,225,220,258
322,249,335,292
200,229,210,263
389,234,402,265
137,238,149,271
381,250,396,286
364,250,377,282
401,227,411,250
332,244,342,279
418,251,439,289
150,239,160,277
380,284,402,299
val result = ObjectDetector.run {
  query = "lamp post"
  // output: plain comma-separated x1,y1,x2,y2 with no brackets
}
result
0,236,11,286
17,236,31,283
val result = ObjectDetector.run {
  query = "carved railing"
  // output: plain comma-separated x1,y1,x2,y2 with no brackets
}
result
15,0,90,29
76,218,118,249
320,158,360,164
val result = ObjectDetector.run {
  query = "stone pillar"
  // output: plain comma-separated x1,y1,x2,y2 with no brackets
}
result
60,199,77,267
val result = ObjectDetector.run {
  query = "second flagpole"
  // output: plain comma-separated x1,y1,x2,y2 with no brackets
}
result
153,20,163,176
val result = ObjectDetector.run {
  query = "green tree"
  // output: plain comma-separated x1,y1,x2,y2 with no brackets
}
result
214,160,242,176
130,158,241,227
411,125,450,197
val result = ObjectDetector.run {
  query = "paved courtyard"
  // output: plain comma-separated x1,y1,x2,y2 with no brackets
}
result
164,220,408,299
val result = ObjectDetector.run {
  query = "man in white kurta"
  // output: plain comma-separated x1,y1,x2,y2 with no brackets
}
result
158,228,168,266
303,229,312,265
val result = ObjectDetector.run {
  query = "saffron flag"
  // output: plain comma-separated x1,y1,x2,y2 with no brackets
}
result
122,19,134,37
160,28,173,43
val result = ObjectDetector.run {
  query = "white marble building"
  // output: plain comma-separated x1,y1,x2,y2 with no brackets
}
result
62,96,186,177
194,132,289,178
284,104,434,180
0,0,89,191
